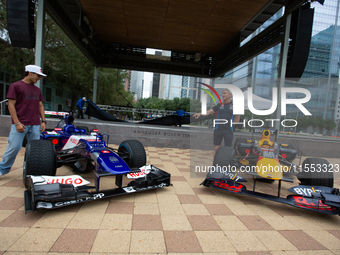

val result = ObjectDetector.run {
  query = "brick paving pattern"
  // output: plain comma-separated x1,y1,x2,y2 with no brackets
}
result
0,136,340,254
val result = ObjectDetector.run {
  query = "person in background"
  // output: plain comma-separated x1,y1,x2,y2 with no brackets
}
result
0,65,46,178
193,89,240,155
76,97,86,119
173,108,189,127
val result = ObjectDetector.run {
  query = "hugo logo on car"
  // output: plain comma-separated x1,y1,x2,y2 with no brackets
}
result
31,175,90,187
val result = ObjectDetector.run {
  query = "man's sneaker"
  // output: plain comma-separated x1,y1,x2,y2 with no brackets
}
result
0,173,3,179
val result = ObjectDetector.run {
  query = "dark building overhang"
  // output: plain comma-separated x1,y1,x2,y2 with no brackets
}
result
44,0,308,78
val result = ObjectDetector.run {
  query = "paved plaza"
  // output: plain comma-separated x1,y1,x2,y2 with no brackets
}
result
1,136,340,254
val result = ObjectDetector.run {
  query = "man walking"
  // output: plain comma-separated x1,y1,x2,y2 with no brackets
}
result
0,65,46,178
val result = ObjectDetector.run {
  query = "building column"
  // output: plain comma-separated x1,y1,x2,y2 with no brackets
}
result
274,12,292,133
34,0,45,89
93,67,98,103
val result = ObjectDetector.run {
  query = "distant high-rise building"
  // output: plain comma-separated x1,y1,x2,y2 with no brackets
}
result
129,71,144,100
151,51,162,97
158,72,199,100
124,70,131,92
220,1,340,122
152,73,160,97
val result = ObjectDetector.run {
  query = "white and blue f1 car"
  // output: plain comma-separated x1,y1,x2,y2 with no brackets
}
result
23,128,171,212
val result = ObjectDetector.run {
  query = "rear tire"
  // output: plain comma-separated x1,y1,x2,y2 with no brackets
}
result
118,140,146,168
286,143,296,150
298,158,334,187
23,140,57,189
234,138,247,148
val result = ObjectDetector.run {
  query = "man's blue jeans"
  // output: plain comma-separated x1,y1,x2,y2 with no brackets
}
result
0,125,40,175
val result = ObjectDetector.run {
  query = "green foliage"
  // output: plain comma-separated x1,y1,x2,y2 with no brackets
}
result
135,97,199,112
97,69,133,106
0,1,134,110
43,16,94,109
324,119,336,131
297,116,310,129
297,116,336,132
190,99,201,113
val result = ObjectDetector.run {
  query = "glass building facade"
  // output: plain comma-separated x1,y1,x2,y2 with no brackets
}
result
159,73,199,100
214,0,340,124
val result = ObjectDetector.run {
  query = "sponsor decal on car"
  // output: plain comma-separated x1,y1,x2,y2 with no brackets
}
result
123,186,136,193
30,175,90,187
123,183,168,193
109,156,119,162
292,196,335,211
54,193,105,207
45,131,58,135
213,181,245,193
293,187,321,197
45,111,68,116
36,202,53,209
127,165,152,178
62,135,99,150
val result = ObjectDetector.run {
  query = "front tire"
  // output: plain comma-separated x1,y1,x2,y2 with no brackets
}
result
118,140,146,168
213,146,235,167
23,140,57,189
298,158,334,187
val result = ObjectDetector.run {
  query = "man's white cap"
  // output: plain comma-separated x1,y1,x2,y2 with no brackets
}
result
25,65,47,77
83,97,86,100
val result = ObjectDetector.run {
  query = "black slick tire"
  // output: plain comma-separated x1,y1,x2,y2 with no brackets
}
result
22,133,28,147
298,158,334,187
234,138,247,149
286,143,296,150
118,140,146,168
23,140,57,189
213,146,235,167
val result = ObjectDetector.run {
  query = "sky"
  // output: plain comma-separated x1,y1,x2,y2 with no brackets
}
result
143,49,156,98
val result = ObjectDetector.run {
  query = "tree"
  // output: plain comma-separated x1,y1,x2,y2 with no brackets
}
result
43,13,95,109
314,116,325,133
135,97,198,112
97,68,133,106
0,2,134,110
324,119,336,133
297,116,310,132
189,99,201,113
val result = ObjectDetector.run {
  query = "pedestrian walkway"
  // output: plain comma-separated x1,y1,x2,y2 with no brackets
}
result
0,136,340,254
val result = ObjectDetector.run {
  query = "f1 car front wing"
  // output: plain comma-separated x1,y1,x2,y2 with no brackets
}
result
201,178,340,215
25,167,171,213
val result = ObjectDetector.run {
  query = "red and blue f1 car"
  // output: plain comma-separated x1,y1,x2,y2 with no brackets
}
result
23,113,171,212
201,128,340,215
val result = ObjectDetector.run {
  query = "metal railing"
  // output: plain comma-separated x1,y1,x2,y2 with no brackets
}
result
96,104,174,116
0,99,8,115
0,99,195,120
